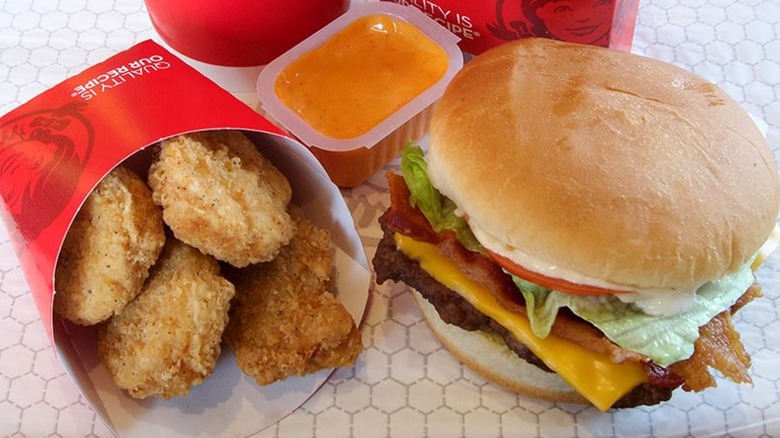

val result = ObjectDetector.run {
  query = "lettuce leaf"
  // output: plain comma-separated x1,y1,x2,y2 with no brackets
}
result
513,265,755,366
401,145,482,252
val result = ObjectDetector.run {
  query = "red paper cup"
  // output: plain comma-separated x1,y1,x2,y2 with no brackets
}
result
144,0,350,67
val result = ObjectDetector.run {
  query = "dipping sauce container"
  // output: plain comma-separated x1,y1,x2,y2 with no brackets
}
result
258,2,463,187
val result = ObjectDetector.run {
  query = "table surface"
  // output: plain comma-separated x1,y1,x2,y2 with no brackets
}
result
2,1,780,437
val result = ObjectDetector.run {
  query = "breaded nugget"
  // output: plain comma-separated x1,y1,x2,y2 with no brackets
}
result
97,238,235,399
148,130,295,267
224,210,363,385
54,167,165,326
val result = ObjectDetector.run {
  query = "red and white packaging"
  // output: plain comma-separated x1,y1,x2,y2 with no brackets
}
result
0,40,370,437
382,0,640,55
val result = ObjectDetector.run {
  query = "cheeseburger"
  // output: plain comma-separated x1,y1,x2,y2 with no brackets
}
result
372,38,780,411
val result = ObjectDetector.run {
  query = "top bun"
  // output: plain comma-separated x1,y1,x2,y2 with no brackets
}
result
427,38,779,292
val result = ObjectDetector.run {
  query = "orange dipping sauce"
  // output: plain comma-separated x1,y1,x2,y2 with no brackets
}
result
274,14,449,139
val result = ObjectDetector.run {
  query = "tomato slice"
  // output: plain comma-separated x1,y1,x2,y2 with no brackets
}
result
485,249,630,296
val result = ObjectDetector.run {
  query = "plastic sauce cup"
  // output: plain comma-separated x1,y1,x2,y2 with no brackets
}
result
257,2,463,187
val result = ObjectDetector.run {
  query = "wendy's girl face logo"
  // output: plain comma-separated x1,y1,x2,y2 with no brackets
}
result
383,0,638,55
489,0,616,47
0,102,94,250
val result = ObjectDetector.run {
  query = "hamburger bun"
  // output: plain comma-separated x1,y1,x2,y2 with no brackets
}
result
411,289,587,405
427,38,780,293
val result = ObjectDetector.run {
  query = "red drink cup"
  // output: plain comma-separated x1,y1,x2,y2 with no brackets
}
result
144,0,350,67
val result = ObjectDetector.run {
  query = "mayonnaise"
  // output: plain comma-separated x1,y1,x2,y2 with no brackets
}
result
468,221,699,316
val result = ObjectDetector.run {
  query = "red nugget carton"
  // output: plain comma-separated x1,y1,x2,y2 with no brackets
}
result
382,0,639,54
0,40,370,437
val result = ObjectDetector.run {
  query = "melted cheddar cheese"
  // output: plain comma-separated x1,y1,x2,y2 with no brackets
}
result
395,234,648,411
752,224,780,271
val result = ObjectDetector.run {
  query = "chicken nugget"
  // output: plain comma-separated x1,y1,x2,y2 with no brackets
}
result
224,210,363,385
97,238,235,399
148,130,295,267
54,167,165,326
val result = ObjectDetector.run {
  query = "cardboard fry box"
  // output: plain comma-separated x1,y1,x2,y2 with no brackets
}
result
382,0,639,55
0,40,370,437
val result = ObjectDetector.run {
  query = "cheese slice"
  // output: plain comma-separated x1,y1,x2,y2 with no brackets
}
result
395,234,648,411
752,224,780,271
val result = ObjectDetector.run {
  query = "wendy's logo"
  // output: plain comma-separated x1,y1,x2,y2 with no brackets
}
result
0,102,94,250
488,0,617,48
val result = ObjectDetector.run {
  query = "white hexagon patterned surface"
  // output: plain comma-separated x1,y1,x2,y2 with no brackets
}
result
1,0,780,437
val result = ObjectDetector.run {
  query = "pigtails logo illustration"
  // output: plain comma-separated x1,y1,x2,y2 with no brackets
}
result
0,103,94,251
488,0,617,47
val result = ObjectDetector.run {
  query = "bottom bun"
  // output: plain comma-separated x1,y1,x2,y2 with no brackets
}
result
411,288,588,405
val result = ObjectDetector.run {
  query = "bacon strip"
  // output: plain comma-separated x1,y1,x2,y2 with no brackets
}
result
644,362,685,388
385,172,440,244
669,283,761,391
434,232,526,311
731,282,763,313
